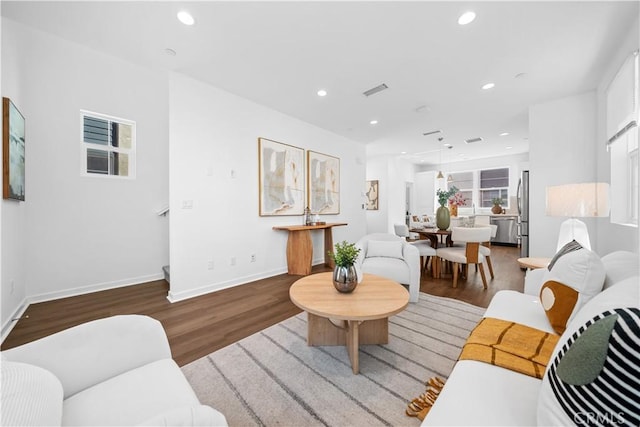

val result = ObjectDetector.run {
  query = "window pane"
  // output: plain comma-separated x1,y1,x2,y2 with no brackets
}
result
110,152,129,177
479,189,509,207
83,117,109,145
459,190,472,206
480,168,509,188
87,149,108,174
448,172,473,189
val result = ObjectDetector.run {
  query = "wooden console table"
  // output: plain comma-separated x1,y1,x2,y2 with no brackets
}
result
273,223,347,275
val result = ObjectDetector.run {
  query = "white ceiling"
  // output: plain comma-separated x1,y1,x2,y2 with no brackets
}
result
2,1,638,166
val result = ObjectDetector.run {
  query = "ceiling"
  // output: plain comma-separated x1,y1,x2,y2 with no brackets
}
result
2,1,638,167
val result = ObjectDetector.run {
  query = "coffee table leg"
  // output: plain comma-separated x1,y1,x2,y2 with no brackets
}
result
346,320,360,374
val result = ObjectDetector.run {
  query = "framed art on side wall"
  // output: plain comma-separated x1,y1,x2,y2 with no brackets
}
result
3,97,25,201
307,150,340,214
366,180,379,210
258,137,304,216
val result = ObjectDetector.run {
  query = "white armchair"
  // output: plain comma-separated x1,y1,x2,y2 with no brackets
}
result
355,233,421,302
1,315,227,426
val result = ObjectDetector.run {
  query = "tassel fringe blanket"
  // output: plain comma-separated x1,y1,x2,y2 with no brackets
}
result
458,317,559,379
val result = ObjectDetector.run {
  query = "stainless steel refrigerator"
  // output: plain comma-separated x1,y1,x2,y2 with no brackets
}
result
517,170,530,257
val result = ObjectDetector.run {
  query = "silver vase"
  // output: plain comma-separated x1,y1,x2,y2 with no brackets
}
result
332,265,358,293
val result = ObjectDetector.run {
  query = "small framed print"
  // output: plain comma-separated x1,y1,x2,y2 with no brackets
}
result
3,97,25,201
366,180,379,210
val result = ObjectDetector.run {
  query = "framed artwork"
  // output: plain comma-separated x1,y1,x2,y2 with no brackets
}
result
258,137,304,216
3,97,25,201
366,180,379,210
307,150,340,214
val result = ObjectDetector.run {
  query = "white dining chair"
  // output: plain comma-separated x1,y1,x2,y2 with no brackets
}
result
394,223,437,276
436,226,492,289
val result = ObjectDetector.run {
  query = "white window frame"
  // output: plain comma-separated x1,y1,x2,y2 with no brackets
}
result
80,110,136,179
437,166,510,212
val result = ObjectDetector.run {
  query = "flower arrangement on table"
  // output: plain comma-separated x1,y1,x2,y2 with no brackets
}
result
448,190,467,217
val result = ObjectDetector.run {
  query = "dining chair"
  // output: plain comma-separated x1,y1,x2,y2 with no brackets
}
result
450,224,498,279
435,226,492,289
394,223,437,276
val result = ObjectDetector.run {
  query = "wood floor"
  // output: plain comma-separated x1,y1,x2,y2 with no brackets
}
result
1,245,525,367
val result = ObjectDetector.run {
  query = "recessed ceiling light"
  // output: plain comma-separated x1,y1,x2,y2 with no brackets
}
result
500,132,509,136
177,11,195,26
443,143,453,148
370,120,378,125
164,48,176,56
400,151,407,154
317,89,327,97
482,82,495,90
458,11,476,25
506,146,513,150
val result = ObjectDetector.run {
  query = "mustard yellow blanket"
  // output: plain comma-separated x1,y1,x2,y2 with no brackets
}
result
458,317,559,379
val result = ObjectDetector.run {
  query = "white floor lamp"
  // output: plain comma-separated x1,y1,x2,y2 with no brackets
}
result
545,183,610,252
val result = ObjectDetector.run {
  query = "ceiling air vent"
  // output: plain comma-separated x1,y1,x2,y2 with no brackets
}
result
465,137,483,144
363,83,389,97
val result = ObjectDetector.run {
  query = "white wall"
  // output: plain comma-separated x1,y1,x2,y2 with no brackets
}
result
596,16,639,255
168,73,366,301
1,19,170,334
414,171,435,217
529,92,598,257
365,155,415,234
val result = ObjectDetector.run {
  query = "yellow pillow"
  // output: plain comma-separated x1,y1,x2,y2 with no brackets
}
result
540,280,579,334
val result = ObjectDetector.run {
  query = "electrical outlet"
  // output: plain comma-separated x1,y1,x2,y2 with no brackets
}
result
250,254,256,263
230,257,236,266
207,259,214,270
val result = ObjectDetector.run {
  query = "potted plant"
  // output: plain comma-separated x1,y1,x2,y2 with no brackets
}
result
491,197,504,214
328,241,361,293
436,186,458,230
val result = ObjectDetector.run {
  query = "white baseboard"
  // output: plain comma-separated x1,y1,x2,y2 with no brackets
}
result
26,273,165,305
166,267,289,302
1,298,29,343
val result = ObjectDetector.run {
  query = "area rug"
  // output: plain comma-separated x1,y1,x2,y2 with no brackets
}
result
182,293,485,427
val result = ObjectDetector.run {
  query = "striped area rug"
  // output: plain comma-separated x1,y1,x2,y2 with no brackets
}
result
182,293,485,427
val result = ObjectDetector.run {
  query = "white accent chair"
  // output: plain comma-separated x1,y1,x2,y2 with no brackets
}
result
394,223,437,277
436,227,493,289
1,315,227,426
355,233,421,302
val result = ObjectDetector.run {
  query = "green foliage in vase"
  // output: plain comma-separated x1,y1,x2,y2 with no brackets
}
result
436,186,459,207
492,197,504,205
328,241,361,267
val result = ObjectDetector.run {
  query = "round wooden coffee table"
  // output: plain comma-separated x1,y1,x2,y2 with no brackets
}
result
289,272,409,374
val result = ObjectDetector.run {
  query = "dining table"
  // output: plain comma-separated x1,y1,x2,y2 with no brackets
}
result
409,227,453,248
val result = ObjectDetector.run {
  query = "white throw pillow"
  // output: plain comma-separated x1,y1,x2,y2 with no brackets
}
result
1,361,63,426
537,277,639,426
540,242,605,326
366,240,404,259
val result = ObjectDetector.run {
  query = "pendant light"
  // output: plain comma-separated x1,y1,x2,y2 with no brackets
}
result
436,138,444,179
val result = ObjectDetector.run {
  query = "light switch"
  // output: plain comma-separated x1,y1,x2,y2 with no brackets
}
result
182,200,193,209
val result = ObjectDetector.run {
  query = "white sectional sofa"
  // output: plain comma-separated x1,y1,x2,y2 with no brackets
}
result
1,315,227,426
422,249,639,426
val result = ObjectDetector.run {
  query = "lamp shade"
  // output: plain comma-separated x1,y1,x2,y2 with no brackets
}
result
545,183,610,218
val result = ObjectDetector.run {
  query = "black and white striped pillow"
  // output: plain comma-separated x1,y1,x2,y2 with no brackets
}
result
546,307,640,426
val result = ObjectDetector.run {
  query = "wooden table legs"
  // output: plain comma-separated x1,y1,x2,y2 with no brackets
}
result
306,313,388,374
286,230,313,275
